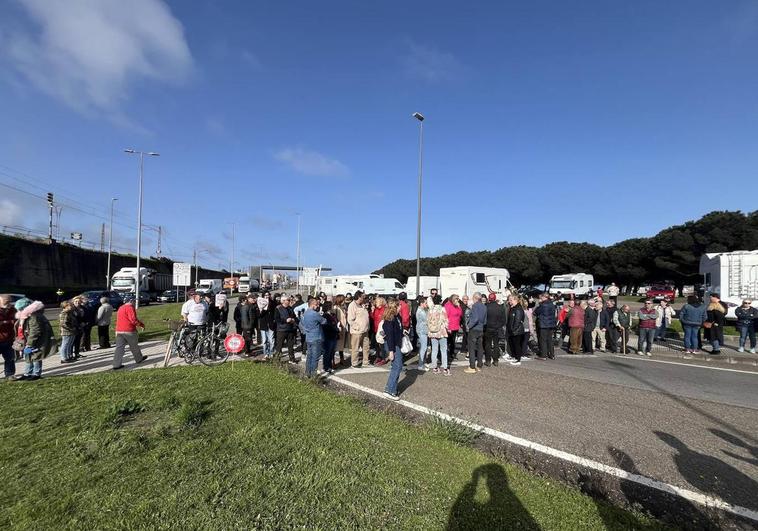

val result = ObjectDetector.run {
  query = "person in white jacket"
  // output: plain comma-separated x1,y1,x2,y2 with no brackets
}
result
655,300,675,341
96,297,114,349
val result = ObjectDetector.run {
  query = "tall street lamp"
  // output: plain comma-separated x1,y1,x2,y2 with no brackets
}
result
124,149,160,309
106,197,118,289
295,213,301,293
412,112,424,300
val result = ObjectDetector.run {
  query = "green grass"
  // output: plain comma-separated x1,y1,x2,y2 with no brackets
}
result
48,303,183,344
0,364,666,530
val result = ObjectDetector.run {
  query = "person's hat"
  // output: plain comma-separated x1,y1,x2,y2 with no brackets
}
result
710,293,720,299
14,297,32,311
488,293,497,302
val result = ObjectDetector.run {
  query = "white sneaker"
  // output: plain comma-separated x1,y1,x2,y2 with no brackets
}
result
738,347,745,353
509,360,521,366
504,355,515,361
417,366,429,372
751,348,756,354
382,392,400,401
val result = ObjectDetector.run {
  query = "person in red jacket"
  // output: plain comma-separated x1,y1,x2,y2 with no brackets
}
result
0,294,17,379
398,292,411,330
112,295,148,370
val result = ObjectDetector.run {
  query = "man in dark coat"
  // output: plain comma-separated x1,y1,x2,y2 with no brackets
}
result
483,293,506,366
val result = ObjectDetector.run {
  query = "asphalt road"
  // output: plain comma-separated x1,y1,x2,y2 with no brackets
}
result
336,352,758,514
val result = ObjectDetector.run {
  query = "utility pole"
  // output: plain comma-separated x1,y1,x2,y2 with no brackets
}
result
100,223,105,252
296,213,301,293
412,112,425,300
54,206,63,240
46,193,54,241
230,223,236,294
107,198,117,289
194,248,198,288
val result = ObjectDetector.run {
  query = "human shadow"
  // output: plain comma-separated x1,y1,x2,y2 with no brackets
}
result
709,428,758,467
446,463,539,531
655,431,758,511
585,446,710,530
396,364,421,395
604,360,757,445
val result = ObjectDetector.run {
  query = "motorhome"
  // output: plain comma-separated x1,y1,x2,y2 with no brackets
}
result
111,267,171,302
548,273,594,299
405,276,440,299
438,267,512,300
195,278,223,296
317,274,381,296
700,251,758,319
350,277,405,296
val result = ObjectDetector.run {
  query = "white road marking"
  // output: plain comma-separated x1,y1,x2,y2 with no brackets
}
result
611,355,758,375
329,374,758,523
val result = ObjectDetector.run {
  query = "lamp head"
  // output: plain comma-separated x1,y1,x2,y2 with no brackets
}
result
412,112,424,122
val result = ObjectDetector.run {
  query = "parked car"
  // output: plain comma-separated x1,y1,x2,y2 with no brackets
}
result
647,283,676,302
158,289,186,303
77,290,124,310
517,285,544,298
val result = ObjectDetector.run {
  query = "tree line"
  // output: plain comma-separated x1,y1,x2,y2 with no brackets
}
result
375,211,758,289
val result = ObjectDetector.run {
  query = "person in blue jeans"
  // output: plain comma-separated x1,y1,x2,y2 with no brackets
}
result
735,300,757,354
415,297,429,371
382,300,405,401
679,295,707,357
300,298,326,377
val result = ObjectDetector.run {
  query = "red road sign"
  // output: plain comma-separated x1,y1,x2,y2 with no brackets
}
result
224,334,245,354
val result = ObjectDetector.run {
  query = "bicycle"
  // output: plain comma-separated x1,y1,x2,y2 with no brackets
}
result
193,321,231,367
163,319,201,367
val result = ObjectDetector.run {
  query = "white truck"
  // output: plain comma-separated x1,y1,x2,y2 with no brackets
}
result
111,267,172,303
548,273,594,299
700,250,758,319
438,267,512,300
405,276,440,300
195,278,223,296
238,275,260,294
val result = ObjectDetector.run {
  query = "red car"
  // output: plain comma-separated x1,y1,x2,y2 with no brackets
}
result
647,284,675,302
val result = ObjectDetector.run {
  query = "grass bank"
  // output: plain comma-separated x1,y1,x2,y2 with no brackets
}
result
48,302,182,344
0,364,665,530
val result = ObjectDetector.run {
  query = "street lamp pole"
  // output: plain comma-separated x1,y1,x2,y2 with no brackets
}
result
124,149,159,309
230,222,235,295
296,213,301,293
106,198,118,289
412,112,425,300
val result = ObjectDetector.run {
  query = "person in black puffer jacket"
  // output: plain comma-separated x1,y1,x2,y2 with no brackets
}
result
706,294,726,355
274,296,297,362
484,294,506,366
505,294,526,366
382,300,405,401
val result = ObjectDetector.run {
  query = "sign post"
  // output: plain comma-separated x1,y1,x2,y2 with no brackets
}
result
173,262,192,301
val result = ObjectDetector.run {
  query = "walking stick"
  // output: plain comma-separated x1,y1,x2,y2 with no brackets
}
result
622,327,626,355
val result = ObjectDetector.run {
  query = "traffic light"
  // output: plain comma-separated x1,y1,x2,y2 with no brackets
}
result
46,192,54,205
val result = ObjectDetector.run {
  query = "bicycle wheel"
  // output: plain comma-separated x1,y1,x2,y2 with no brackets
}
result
197,337,229,367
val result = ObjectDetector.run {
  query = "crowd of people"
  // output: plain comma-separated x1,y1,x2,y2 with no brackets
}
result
2,285,755,387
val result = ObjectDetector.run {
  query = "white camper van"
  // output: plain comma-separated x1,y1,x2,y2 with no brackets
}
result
548,273,594,299
317,275,381,296
438,267,511,300
700,251,758,319
350,277,405,296
406,276,440,299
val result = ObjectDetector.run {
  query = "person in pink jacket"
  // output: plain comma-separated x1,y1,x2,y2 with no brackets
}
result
444,295,463,360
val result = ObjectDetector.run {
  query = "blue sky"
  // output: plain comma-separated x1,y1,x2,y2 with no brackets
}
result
1,0,757,275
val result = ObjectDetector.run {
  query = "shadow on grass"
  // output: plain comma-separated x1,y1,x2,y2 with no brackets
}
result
446,463,539,530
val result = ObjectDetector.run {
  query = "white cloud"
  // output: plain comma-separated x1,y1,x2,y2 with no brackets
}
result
2,0,193,118
403,40,463,83
0,198,22,226
274,147,349,178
